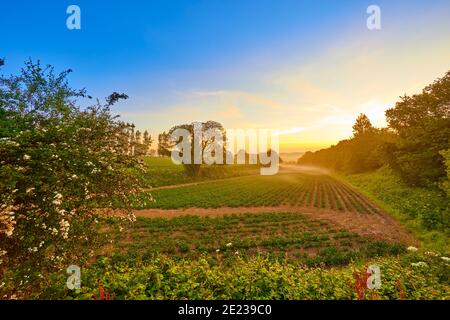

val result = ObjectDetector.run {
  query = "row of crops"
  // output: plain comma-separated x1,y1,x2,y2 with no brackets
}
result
128,173,381,214
106,212,405,267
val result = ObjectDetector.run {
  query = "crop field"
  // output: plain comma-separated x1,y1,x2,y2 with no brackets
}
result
128,172,381,214
107,212,405,267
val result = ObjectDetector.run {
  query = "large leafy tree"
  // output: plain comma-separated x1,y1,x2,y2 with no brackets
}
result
0,60,149,294
168,121,225,176
385,71,450,187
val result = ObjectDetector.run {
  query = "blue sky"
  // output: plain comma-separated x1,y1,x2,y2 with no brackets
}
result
2,0,450,151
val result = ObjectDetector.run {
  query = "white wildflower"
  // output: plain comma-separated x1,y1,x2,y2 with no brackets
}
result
52,192,63,206
407,246,418,252
26,187,35,194
441,257,450,262
425,251,438,257
411,262,428,267
59,219,70,239
216,249,220,253
91,168,100,174
23,154,31,160
226,242,232,247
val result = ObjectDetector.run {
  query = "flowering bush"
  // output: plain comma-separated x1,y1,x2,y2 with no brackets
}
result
0,60,150,293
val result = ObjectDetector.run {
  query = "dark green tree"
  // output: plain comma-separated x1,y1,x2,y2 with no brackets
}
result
385,71,450,186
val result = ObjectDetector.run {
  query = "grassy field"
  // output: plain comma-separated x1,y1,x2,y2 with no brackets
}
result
342,166,449,252
136,157,260,187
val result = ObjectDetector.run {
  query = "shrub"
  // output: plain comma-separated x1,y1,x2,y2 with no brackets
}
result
0,60,149,294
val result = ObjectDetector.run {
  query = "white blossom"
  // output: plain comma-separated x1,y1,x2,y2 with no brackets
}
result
411,262,428,267
407,246,418,252
53,193,63,206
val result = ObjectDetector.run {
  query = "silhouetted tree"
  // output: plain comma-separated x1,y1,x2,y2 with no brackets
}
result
352,113,374,137
157,131,172,157
385,71,450,186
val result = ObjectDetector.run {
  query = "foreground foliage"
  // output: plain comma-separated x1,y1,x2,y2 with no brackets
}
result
5,251,447,300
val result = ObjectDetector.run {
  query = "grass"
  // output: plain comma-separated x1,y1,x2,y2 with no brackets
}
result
135,157,260,187
127,172,381,213
340,166,449,253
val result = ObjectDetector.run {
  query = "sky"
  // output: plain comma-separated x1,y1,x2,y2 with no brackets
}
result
2,0,450,152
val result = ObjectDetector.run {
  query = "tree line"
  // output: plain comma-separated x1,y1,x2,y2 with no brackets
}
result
298,71,450,192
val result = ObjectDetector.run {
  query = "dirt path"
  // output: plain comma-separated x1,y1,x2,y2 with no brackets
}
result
127,205,417,245
146,175,249,191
